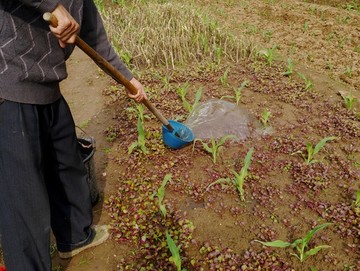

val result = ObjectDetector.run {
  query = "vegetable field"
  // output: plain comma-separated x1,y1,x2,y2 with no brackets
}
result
2,0,359,270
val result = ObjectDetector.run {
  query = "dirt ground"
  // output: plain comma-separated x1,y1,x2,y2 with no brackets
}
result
1,0,359,270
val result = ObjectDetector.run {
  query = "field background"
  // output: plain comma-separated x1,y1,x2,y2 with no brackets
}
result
1,0,359,270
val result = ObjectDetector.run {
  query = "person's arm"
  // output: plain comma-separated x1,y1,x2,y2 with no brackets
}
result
18,0,59,13
18,0,79,48
79,0,146,102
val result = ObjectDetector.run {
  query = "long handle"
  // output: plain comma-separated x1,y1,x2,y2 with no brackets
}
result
43,13,174,132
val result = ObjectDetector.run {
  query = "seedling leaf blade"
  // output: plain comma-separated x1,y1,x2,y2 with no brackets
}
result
303,223,332,245
313,137,336,156
304,245,331,259
255,240,291,248
207,178,231,190
166,231,182,271
218,134,236,146
239,147,254,181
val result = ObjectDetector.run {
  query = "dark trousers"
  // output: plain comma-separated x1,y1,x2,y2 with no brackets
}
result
0,97,93,271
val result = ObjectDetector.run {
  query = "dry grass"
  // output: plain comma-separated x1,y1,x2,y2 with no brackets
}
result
99,0,256,69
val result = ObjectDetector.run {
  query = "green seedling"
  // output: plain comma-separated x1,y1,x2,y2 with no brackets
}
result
303,21,309,32
282,58,294,76
344,66,353,78
176,82,202,113
194,135,235,164
166,231,186,271
176,81,190,102
255,223,332,262
221,79,249,105
219,68,230,87
355,190,360,207
259,45,277,66
262,30,273,42
292,136,337,164
260,109,271,127
214,45,223,64
127,104,149,154
341,90,357,111
208,147,254,201
152,174,172,217
297,72,313,91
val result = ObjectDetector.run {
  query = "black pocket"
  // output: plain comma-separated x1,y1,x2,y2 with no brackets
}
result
0,98,5,105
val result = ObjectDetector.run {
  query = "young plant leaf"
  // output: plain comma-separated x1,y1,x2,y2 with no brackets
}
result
255,240,292,248
304,245,331,259
313,136,337,156
303,223,332,245
166,231,182,271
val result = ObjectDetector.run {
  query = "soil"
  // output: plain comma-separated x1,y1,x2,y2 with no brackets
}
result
1,0,359,271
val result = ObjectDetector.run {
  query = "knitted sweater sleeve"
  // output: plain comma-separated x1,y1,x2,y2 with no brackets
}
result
78,0,133,81
18,0,60,13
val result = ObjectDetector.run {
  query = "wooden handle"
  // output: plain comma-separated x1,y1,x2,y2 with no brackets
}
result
43,12,174,131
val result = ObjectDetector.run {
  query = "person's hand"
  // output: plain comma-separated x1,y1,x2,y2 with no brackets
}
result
127,78,148,103
50,4,79,48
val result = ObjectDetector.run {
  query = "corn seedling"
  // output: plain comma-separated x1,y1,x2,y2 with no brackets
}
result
221,79,249,105
341,90,357,111
219,68,230,87
166,231,184,271
344,66,353,78
176,82,202,113
127,104,149,154
255,223,332,262
303,21,309,32
152,174,172,218
260,109,271,127
208,147,254,201
194,135,235,164
355,190,360,207
297,72,313,91
282,58,294,76
259,45,277,66
291,136,337,164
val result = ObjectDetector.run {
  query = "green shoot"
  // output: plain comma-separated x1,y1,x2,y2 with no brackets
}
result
282,58,294,76
127,105,149,154
292,136,337,164
152,174,172,218
176,82,202,113
255,223,332,262
259,45,277,66
221,79,249,105
176,82,190,103
297,72,313,91
208,147,254,201
260,109,271,127
214,45,223,64
341,90,357,111
166,231,183,271
344,66,353,78
194,135,235,164
355,190,360,207
303,21,309,32
162,74,171,90
219,68,230,87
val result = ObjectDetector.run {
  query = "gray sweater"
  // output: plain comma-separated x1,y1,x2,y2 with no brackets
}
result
0,0,133,104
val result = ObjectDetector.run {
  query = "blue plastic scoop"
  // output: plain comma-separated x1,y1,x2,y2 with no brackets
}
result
162,120,194,149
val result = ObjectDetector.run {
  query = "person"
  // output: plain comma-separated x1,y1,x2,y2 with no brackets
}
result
0,0,147,270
